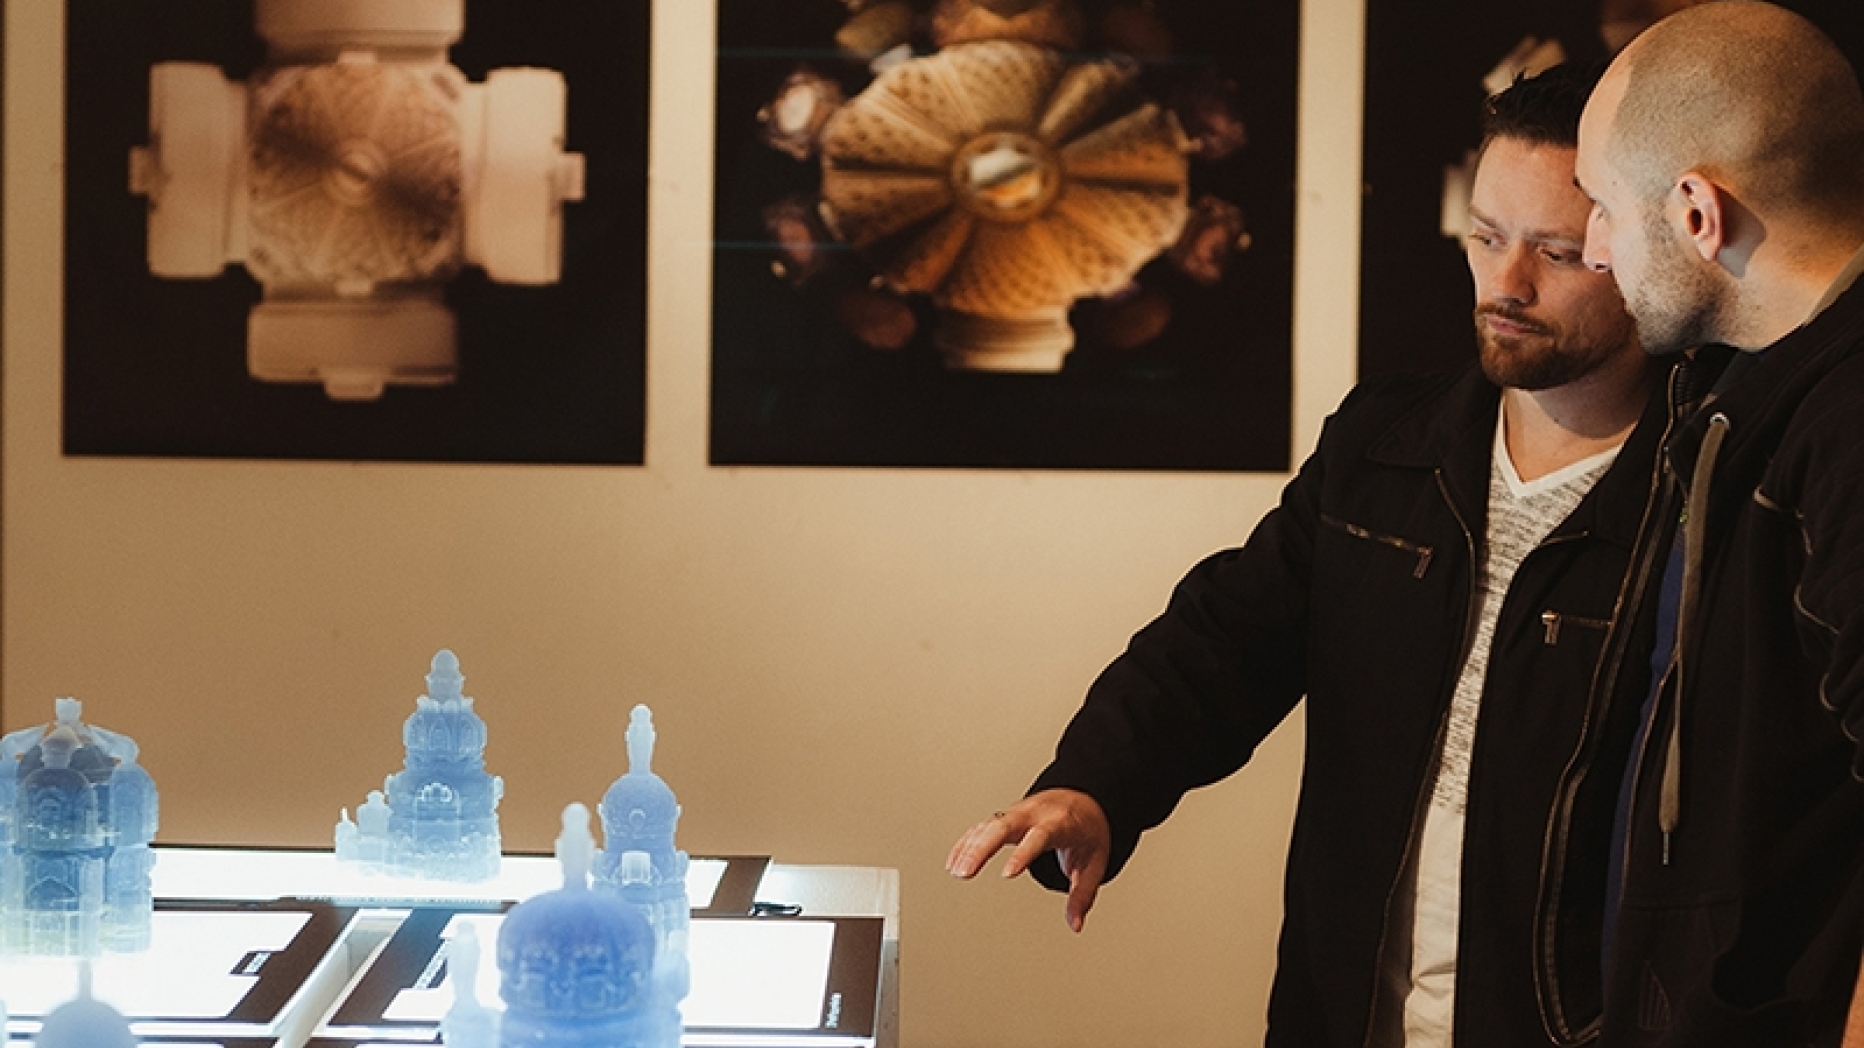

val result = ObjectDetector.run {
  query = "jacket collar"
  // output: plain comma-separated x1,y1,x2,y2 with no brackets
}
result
1367,362,1673,552
1669,265,1864,517
1808,240,1864,317
1366,366,1498,537
1365,364,1498,472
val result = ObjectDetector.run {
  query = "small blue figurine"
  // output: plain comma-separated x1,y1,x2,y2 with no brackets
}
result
594,705,691,1045
0,699,158,957
34,962,136,1048
441,922,496,1048
596,701,693,1029
496,803,658,1047
595,707,690,934
338,651,504,881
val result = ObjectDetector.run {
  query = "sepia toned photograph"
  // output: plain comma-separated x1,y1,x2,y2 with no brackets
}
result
64,0,650,464
711,0,1298,471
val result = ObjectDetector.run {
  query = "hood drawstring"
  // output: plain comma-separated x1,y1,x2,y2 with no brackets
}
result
1662,411,1731,864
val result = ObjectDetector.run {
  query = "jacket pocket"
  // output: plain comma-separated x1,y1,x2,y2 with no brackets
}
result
1605,899,1815,1046
1318,514,1434,579
1540,609,1613,646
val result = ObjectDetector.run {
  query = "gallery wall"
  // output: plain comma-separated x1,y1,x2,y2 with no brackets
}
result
2,1,1362,1046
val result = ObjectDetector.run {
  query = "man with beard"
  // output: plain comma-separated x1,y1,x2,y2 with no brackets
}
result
948,65,1668,1047
1573,3,1864,1045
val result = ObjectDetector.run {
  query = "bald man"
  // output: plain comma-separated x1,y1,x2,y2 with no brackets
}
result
1575,3,1864,1046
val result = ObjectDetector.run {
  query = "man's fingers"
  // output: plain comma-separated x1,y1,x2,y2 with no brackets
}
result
949,791,1107,887
1000,822,1055,880
945,821,987,872
946,814,1021,879
1062,847,1107,933
946,822,1002,878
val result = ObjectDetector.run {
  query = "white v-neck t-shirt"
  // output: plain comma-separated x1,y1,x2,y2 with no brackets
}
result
1401,413,1620,1047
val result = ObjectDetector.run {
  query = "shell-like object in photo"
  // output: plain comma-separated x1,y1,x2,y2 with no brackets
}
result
247,62,465,286
930,0,1086,51
818,40,1189,371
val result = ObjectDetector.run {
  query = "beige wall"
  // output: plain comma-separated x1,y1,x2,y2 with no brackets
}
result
2,0,1362,1044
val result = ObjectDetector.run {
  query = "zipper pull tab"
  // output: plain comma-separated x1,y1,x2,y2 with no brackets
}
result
1542,610,1561,645
1662,832,1672,866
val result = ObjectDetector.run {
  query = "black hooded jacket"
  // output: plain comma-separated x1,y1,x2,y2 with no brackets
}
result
1029,362,1674,1047
1598,274,1864,1047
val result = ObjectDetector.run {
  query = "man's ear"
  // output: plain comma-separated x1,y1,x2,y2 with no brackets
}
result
1673,171,1728,262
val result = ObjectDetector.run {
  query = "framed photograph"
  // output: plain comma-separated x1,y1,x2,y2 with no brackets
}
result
711,0,1297,471
63,0,649,464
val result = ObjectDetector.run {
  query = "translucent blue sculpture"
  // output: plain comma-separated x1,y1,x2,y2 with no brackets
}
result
335,790,392,868
35,962,137,1048
495,803,666,1048
337,651,504,881
441,922,496,1048
101,738,158,953
594,705,691,1044
0,699,158,957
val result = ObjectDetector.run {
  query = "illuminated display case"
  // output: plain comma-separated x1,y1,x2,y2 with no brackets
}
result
0,847,898,1048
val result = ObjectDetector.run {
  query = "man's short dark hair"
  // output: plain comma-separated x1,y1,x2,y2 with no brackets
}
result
1481,62,1605,151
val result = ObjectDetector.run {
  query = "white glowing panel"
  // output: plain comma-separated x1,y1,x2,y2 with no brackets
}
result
0,911,310,1017
381,915,835,1029
685,919,836,1028
151,846,726,909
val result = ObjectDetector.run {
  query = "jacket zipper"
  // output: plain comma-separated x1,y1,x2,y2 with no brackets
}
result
1530,368,1684,1045
1607,480,1680,898
1321,513,1436,578
1540,610,1613,645
1360,470,1476,1048
1556,376,1683,1035
1616,361,1702,889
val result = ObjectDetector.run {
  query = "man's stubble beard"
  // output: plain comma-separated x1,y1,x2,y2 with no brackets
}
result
1627,205,1724,356
1474,306,1627,391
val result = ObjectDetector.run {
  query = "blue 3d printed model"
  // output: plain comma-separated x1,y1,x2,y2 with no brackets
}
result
440,706,692,1048
338,650,505,881
595,704,692,1038
0,698,159,957
491,803,674,1048
32,962,137,1048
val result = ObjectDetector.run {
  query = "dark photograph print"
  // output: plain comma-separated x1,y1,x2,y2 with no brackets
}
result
712,0,1298,471
1359,0,1864,380
64,0,649,464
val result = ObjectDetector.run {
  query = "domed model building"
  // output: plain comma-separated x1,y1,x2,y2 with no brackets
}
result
594,705,691,1034
595,706,690,922
498,804,668,1048
34,964,137,1048
0,698,159,957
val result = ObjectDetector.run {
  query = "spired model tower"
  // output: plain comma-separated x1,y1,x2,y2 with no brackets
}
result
594,705,691,1047
384,650,504,880
338,650,504,881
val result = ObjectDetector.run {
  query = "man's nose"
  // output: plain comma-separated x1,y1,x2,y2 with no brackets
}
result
1489,247,1536,304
